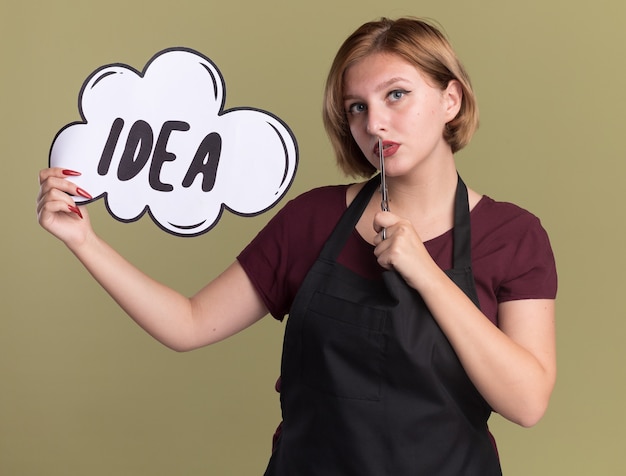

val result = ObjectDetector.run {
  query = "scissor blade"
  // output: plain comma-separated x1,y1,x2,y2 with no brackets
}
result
379,137,389,212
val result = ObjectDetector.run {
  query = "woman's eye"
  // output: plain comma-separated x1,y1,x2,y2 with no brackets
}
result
347,103,367,114
389,89,409,101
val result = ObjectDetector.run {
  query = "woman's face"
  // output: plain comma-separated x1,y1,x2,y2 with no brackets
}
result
342,52,460,178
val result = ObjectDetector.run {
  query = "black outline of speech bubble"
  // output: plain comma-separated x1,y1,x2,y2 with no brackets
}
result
49,47,299,237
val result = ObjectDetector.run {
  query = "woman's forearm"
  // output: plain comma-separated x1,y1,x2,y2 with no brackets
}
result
419,267,556,427
68,230,197,350
67,230,268,352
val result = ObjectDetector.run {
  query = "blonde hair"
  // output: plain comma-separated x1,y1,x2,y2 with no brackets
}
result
323,17,479,177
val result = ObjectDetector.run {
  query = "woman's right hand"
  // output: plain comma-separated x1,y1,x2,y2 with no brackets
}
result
36,167,94,248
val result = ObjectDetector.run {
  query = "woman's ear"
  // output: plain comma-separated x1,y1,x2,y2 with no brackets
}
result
443,79,463,121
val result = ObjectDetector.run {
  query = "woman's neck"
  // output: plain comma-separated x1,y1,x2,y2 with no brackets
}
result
385,158,459,221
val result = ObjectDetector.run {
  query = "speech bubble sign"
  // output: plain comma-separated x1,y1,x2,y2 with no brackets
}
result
49,47,298,236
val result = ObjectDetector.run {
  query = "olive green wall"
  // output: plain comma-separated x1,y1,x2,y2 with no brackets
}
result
2,0,624,474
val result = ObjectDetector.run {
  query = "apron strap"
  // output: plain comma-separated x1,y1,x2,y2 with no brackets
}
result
318,176,379,262
453,175,472,270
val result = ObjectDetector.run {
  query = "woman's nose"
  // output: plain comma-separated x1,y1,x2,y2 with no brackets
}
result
366,105,387,136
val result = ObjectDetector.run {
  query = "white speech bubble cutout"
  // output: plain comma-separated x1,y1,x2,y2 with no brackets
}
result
49,47,298,236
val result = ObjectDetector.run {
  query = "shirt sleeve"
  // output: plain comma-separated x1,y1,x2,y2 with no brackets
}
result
237,185,348,321
237,202,294,321
496,214,558,303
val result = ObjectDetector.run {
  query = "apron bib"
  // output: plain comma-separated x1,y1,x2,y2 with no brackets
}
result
265,175,502,475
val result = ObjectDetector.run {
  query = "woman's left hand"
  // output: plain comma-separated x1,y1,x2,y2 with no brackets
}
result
372,211,439,291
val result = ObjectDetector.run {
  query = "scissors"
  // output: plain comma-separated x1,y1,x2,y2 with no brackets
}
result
379,137,389,239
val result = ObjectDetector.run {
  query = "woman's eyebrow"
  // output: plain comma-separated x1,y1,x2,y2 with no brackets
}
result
343,77,410,101
375,77,410,92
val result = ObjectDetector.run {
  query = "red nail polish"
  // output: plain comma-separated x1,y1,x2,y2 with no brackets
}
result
76,187,93,199
62,169,81,176
68,204,83,219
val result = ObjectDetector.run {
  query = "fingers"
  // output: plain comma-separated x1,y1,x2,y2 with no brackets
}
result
372,226,390,246
372,210,400,244
372,213,394,262
36,168,97,247
372,214,421,267
37,190,83,220
38,167,80,185
373,233,393,270
37,168,92,201
38,168,76,200
37,168,93,219
373,210,394,232
36,187,80,221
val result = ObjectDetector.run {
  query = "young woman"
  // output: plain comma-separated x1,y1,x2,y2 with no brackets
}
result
37,17,557,476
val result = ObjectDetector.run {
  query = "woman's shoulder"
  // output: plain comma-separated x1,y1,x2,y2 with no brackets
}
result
279,183,351,217
289,183,350,204
473,195,544,231
471,195,554,263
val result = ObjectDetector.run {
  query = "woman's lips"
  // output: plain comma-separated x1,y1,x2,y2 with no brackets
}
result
375,141,399,157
